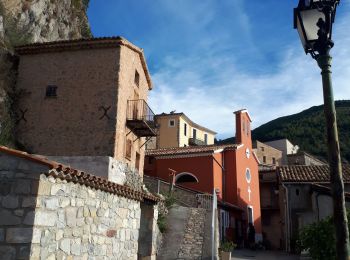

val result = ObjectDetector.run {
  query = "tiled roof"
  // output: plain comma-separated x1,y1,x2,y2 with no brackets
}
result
146,144,239,157
14,37,153,89
0,146,159,202
0,146,58,168
278,165,350,183
47,165,159,202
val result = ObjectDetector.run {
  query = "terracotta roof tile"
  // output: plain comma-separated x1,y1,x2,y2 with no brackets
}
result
146,144,239,157
0,146,160,202
278,165,350,183
0,146,57,168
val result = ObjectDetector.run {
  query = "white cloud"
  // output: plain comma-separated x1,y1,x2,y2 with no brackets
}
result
148,5,350,140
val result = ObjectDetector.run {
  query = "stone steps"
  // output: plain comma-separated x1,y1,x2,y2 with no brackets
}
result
157,205,190,259
157,205,207,260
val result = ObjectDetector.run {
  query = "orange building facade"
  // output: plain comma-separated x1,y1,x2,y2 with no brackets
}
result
145,110,262,244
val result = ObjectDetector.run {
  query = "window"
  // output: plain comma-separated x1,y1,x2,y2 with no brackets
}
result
261,146,265,151
263,156,266,163
247,206,254,224
135,152,140,171
169,119,175,127
46,85,58,97
272,157,276,164
247,121,250,136
204,134,208,144
184,123,187,136
125,139,132,159
245,168,251,183
134,70,140,87
193,129,197,139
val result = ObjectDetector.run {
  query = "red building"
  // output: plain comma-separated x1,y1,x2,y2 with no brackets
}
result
144,110,262,244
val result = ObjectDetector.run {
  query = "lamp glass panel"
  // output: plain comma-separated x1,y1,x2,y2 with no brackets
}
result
300,9,326,42
296,16,307,49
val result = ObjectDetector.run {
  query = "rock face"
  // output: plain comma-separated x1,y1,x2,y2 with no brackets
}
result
0,0,91,45
0,0,91,146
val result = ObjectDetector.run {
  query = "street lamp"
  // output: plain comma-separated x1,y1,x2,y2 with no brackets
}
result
294,0,350,259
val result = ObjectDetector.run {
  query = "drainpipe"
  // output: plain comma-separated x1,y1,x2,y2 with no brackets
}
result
212,153,225,201
282,183,290,252
315,192,321,221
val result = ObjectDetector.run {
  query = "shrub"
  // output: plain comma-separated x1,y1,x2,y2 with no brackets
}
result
157,213,167,233
297,212,350,260
164,192,176,208
220,241,236,252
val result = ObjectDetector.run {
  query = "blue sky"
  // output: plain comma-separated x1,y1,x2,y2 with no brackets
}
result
88,0,350,139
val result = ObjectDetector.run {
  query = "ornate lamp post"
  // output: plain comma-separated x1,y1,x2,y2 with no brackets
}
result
294,0,349,258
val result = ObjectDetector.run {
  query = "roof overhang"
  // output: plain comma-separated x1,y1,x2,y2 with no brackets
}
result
15,37,153,90
234,109,252,122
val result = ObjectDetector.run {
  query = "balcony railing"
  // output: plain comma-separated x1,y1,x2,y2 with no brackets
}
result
126,99,156,137
189,137,207,146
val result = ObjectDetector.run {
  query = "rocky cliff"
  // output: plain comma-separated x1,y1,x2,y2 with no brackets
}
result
0,0,91,46
0,0,91,146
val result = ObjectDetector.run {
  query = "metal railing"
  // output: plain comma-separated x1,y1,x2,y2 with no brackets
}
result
126,99,155,123
196,193,213,209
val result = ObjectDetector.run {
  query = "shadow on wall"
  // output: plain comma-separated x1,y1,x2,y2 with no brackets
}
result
0,154,45,259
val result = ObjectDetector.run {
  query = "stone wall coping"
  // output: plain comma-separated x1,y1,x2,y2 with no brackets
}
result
14,36,152,89
0,146,160,203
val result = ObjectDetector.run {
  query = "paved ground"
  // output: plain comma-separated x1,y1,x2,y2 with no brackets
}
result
231,249,300,260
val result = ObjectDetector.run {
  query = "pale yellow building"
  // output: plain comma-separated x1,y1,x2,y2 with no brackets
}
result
147,112,217,149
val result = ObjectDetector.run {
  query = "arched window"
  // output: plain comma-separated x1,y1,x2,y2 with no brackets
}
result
175,172,199,184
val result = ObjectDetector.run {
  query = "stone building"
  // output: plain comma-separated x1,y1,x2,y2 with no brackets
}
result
0,146,160,259
287,151,325,166
264,139,299,165
14,37,156,176
253,140,282,166
146,112,217,149
278,165,350,252
259,165,350,252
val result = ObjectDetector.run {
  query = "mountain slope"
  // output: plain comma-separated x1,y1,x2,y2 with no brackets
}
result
219,100,350,162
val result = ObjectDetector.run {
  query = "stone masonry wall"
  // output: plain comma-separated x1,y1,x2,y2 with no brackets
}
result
0,156,141,259
177,208,206,260
16,47,119,156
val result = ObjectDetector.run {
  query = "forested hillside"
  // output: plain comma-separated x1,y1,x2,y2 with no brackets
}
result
218,101,350,162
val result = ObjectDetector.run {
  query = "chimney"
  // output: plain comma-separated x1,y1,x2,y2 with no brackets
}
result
234,109,252,147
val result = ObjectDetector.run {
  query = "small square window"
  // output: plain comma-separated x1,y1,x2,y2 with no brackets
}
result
134,70,140,87
169,119,175,127
261,147,265,151
46,85,57,97
272,157,276,164
263,156,266,163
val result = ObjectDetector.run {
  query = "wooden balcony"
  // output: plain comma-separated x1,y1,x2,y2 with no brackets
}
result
126,100,157,137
